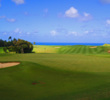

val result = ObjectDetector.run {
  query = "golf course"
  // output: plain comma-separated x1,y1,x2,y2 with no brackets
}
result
0,45,110,100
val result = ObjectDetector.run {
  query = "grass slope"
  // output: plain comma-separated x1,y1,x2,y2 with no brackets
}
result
0,54,110,99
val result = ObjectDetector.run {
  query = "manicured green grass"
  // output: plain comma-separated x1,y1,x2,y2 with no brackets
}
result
0,53,110,100
33,45,61,53
33,45,110,54
58,45,108,54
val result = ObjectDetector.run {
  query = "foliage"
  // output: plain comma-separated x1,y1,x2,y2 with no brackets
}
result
8,39,33,53
0,37,33,53
3,47,8,53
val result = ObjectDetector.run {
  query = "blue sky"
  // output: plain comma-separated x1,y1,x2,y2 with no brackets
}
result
0,0,110,43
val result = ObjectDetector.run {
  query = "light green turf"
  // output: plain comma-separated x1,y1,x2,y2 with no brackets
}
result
103,44,110,46
0,54,110,100
33,45,110,54
33,45,61,53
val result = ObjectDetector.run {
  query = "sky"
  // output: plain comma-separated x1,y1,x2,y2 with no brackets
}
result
0,0,110,43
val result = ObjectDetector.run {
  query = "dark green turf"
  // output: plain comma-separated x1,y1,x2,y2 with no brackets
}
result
0,54,110,99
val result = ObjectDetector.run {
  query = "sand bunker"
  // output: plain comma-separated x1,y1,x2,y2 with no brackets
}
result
0,62,20,69
108,50,110,53
90,46,97,48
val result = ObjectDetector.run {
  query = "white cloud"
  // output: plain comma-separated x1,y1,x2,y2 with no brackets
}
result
100,0,110,4
0,16,6,19
12,0,24,5
64,7,92,21
0,16,16,22
84,30,93,34
106,19,110,25
14,28,22,33
6,18,16,22
84,31,89,34
26,32,30,35
79,12,92,21
65,7,79,18
68,31,78,36
50,30,57,36
84,12,90,17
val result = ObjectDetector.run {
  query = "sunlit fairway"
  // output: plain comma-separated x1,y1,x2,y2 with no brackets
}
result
0,46,110,100
33,45,110,54
33,45,61,53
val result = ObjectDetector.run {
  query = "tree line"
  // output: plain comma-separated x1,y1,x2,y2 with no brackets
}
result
0,37,33,53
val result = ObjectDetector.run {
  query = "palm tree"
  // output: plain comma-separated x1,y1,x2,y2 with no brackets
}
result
8,36,12,41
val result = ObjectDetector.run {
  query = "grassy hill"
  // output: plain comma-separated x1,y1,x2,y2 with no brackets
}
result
0,54,110,100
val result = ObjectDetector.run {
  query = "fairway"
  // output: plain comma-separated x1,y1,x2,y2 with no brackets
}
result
33,45,110,54
0,53,110,100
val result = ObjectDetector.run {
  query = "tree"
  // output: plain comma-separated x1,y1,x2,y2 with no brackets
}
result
3,47,8,53
8,36,12,41
8,39,33,53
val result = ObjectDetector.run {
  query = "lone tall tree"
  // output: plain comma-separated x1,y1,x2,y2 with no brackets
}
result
8,36,12,41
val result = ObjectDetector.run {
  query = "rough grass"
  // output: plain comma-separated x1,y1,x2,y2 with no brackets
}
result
0,54,110,100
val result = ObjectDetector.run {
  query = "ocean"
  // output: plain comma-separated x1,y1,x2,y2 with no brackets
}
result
33,43,107,46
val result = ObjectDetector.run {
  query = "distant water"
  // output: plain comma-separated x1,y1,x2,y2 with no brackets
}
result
33,43,106,46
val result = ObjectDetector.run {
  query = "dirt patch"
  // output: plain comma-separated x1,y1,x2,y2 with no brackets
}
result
90,46,97,48
0,62,20,69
